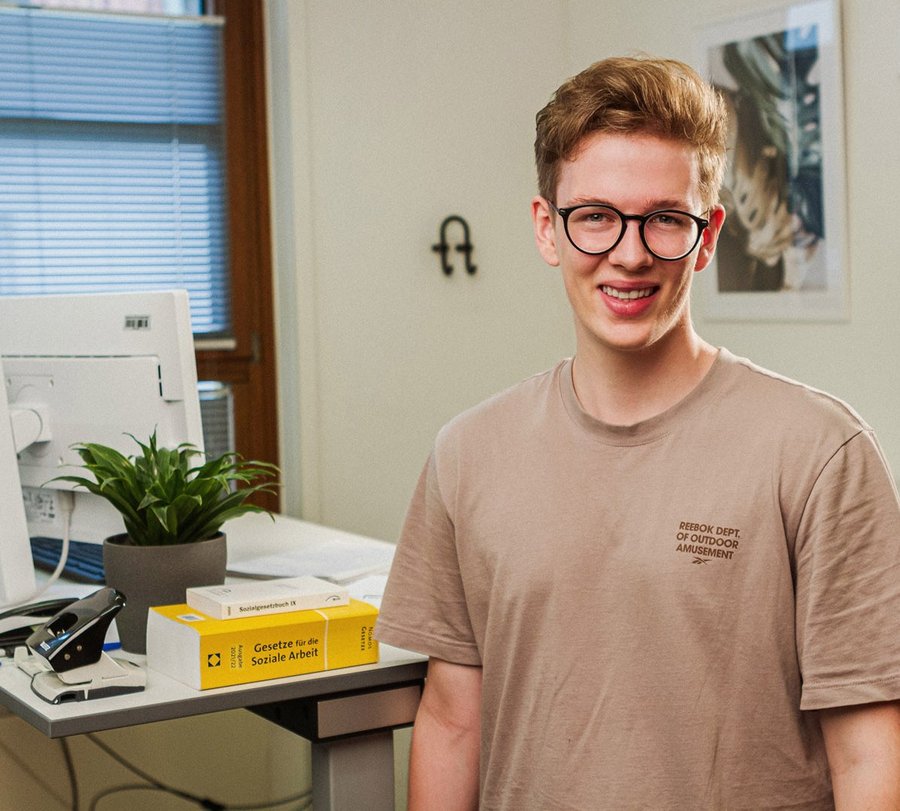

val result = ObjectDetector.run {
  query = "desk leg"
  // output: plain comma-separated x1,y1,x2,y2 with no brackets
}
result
252,681,421,811
311,730,396,811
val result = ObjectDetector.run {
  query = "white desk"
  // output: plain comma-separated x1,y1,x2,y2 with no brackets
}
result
0,514,427,811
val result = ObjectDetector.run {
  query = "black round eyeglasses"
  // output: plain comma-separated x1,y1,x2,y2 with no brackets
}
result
549,201,709,261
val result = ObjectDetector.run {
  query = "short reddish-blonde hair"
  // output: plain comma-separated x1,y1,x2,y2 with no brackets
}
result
535,56,728,208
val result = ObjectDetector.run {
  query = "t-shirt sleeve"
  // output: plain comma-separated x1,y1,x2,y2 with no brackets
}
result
795,429,900,710
374,451,482,666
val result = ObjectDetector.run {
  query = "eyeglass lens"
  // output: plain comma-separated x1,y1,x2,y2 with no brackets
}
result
565,205,701,260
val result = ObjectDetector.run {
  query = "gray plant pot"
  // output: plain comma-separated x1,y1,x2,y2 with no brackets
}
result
103,533,227,654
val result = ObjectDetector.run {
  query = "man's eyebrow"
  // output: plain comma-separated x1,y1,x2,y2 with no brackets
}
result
561,195,611,207
561,196,693,210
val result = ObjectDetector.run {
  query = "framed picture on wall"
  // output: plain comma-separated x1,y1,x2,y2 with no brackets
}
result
695,0,848,321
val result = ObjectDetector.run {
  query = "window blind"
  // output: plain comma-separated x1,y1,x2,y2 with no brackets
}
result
0,6,230,337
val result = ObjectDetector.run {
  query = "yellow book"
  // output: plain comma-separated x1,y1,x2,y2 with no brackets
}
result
146,599,379,689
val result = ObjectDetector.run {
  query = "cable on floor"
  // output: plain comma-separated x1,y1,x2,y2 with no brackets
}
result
85,732,313,810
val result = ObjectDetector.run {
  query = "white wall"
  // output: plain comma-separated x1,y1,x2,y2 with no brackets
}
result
271,0,900,546
269,0,574,541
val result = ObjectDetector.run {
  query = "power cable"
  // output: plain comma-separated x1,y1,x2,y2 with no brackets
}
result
59,737,79,811
89,783,191,811
85,733,313,810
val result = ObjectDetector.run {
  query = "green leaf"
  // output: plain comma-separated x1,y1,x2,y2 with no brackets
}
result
47,430,279,545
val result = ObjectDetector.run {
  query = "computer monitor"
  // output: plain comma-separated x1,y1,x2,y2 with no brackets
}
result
0,290,204,607
0,360,37,605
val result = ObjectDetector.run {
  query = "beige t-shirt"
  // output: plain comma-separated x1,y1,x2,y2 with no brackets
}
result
376,350,900,810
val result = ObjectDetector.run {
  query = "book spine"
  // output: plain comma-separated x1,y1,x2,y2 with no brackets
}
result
188,593,348,620
197,610,378,688
221,597,305,619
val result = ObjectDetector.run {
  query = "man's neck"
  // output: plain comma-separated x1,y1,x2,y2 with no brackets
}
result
571,328,717,426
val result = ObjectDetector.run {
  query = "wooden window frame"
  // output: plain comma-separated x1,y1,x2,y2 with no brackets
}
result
198,0,279,511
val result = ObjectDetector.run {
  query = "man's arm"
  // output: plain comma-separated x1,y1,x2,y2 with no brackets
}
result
408,657,482,811
819,700,900,810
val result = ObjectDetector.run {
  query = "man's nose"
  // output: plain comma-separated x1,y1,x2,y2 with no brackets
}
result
608,219,653,269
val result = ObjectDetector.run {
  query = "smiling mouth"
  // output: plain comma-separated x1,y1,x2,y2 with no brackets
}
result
600,285,659,301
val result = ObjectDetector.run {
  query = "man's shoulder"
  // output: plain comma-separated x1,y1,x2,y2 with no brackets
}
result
721,349,870,437
435,360,568,450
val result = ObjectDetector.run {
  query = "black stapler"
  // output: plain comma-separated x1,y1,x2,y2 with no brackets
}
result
22,587,146,704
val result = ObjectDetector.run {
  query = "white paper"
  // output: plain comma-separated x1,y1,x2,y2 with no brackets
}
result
345,574,389,608
227,536,395,584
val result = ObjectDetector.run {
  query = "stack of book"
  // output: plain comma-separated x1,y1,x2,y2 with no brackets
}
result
146,576,379,689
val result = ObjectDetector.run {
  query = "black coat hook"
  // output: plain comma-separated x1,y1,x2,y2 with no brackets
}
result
432,215,476,276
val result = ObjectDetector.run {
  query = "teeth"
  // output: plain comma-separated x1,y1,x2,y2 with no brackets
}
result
601,285,656,301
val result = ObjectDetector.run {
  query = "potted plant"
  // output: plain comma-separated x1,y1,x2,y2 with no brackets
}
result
53,431,279,653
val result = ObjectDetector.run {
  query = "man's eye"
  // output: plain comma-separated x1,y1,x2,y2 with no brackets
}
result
649,212,691,229
579,209,616,225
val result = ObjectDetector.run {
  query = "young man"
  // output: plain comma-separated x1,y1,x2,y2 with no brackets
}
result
375,56,900,810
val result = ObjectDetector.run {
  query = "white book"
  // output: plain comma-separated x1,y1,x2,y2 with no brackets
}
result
185,576,350,620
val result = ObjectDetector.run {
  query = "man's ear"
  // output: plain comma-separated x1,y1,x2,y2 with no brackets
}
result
531,196,561,267
694,204,726,273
